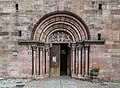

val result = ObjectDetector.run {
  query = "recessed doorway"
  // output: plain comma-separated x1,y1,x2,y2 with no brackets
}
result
50,44,71,77
60,44,68,76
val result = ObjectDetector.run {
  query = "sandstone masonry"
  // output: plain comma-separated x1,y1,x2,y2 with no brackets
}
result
0,0,120,80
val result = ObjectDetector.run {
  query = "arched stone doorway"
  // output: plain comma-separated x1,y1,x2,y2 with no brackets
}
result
30,11,91,78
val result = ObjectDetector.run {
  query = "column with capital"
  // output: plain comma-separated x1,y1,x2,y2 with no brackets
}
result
31,45,37,79
83,45,86,76
42,47,45,76
39,47,43,77
45,43,50,77
78,44,83,78
71,43,76,77
75,46,79,76
85,45,90,78
36,47,40,76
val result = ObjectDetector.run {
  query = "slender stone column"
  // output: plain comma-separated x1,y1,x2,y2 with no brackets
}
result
38,48,40,75
71,43,76,77
45,44,50,77
85,45,88,77
77,44,90,78
32,46,37,79
76,47,78,76
31,46,34,75
82,45,90,78
85,45,90,76
42,48,45,75
36,47,39,75
78,45,82,77
81,47,83,76
40,47,43,77
88,46,90,75
83,46,86,76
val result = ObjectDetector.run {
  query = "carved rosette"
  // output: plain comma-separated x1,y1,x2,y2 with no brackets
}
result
48,31,73,42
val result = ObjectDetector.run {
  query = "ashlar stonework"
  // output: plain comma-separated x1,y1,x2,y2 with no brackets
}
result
0,0,120,81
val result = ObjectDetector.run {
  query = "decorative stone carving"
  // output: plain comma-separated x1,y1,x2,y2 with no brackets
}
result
48,31,73,42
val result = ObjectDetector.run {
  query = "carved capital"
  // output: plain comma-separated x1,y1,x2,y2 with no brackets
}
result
77,44,84,48
71,43,76,51
44,43,50,51
31,45,37,51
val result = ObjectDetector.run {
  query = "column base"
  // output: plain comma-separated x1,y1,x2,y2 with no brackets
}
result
78,74,83,78
32,74,37,80
84,75,90,80
44,74,50,78
71,74,77,78
37,75,44,79
79,75,90,81
32,75,44,80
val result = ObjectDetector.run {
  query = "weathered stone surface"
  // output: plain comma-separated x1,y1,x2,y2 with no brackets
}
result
111,10,120,15
0,78,28,88
0,32,9,36
24,77,120,88
0,0,119,80
10,32,19,36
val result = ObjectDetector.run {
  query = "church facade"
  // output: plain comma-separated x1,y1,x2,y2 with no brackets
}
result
0,0,120,80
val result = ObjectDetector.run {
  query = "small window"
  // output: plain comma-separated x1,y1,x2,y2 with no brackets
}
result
92,1,95,5
98,33,101,40
98,4,102,10
18,31,22,36
91,1,95,7
15,4,19,11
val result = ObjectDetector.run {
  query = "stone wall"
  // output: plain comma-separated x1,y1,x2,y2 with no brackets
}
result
0,0,120,79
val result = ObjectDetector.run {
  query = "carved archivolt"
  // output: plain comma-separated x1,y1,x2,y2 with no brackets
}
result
48,31,73,42
31,11,91,42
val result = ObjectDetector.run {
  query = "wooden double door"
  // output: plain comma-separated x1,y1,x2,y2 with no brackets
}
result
50,44,71,77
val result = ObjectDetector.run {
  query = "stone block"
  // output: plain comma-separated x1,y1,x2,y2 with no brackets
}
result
112,45,120,49
0,27,2,32
111,10,117,15
111,78,120,83
0,71,8,76
103,10,111,15
111,10,120,15
10,32,19,36
84,4,93,10
108,49,120,53
0,13,10,16
10,71,19,77
114,15,120,19
114,41,120,45
0,32,9,36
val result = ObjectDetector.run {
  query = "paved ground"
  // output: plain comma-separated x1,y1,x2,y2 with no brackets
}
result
0,77,120,88
24,77,120,88
0,78,29,88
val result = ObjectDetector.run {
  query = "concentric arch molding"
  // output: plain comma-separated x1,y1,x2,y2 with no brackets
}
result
31,10,91,43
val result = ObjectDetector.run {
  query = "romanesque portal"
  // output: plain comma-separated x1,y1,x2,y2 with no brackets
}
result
30,11,91,78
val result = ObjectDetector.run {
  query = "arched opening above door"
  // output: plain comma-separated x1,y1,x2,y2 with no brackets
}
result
31,10,91,42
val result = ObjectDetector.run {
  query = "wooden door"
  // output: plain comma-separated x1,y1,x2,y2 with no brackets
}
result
50,44,60,76
50,44,71,77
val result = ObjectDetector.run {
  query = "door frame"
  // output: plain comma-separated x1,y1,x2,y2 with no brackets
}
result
50,43,71,77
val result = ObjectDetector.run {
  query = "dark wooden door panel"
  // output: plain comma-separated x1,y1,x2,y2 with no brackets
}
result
50,44,60,76
50,44,71,76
